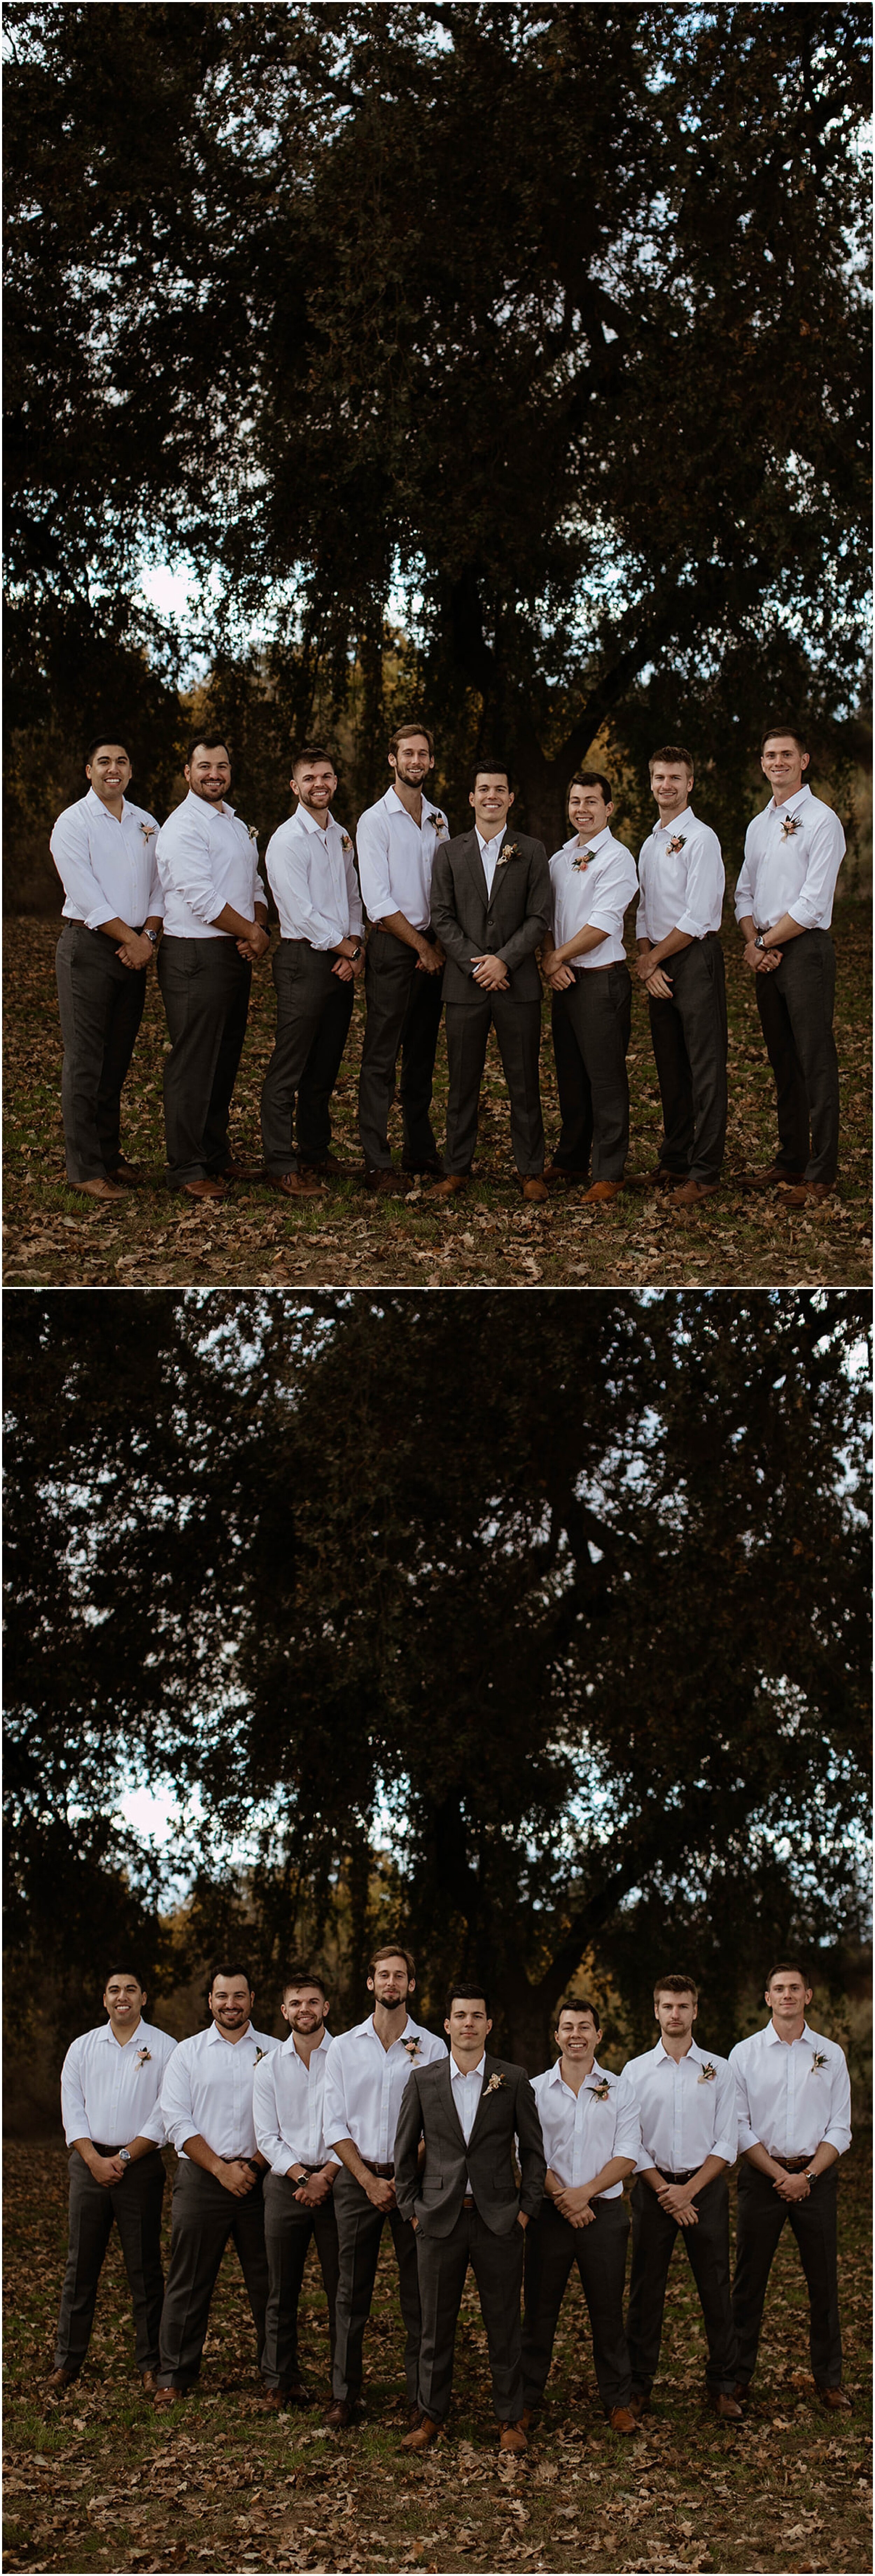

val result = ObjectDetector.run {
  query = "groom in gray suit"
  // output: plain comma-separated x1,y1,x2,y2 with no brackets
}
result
394,1983,546,2451
429,764,551,1200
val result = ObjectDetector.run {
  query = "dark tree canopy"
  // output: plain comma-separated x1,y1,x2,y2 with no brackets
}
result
4,1291,869,2062
4,3,870,860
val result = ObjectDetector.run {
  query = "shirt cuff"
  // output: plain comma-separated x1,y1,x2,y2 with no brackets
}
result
675,910,710,942
736,2120,760,2153
586,910,619,938
710,2135,737,2167
84,906,117,932
786,901,820,931
822,2127,852,2156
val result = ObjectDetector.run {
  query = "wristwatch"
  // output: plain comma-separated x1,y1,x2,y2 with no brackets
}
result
350,942,363,962
754,932,766,950
118,2147,132,2166
144,929,159,948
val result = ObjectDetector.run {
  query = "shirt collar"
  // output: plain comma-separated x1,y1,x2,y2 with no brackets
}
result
451,2053,485,2081
86,786,131,822
563,826,612,857
476,827,505,854
765,2017,814,2047
769,783,811,817
654,2036,704,2065
655,806,692,836
186,789,235,818
102,2017,145,2047
385,786,437,824
206,2016,253,2047
294,802,334,836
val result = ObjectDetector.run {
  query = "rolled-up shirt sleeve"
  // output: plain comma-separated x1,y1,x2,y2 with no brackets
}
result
344,839,364,937
733,841,758,924
711,2062,740,2167
785,812,846,929
612,2071,643,2166
49,811,115,933
60,2038,91,2145
253,2056,291,2176
158,2046,197,2154
586,850,638,941
321,2049,350,2148
158,815,223,928
265,832,325,946
355,809,394,923
731,2059,760,2155
675,829,724,941
635,858,650,942
823,2054,853,2155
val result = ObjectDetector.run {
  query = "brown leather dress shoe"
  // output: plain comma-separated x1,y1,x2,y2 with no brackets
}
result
499,2421,527,2452
153,2384,186,2405
181,1177,226,1201
580,1180,622,1205
518,2407,534,2432
324,2397,358,2429
542,1162,577,1185
218,1158,258,1181
72,1176,127,1202
739,1164,806,1193
778,1180,834,1206
522,1177,549,1203
432,1173,468,1198
628,2391,649,2419
260,2378,310,2410
818,2385,852,2411
401,2414,442,2450
140,2369,158,2394
266,1171,324,1198
609,2404,638,2433
109,1158,142,1187
46,2366,77,2392
671,1178,719,1206
708,2391,744,2421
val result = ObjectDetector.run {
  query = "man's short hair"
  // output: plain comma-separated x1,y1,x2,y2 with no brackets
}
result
290,745,336,776
282,1964,328,1999
188,734,231,766
388,717,434,760
86,735,130,764
555,1994,602,2027
568,771,613,806
446,1980,491,2016
104,1964,145,1989
653,1973,698,2002
765,1959,813,1989
469,758,511,792
760,722,809,757
368,1942,416,1980
648,744,694,775
208,1959,254,1992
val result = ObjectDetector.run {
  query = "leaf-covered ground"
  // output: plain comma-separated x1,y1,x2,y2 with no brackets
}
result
3,2138,870,2575
3,909,870,1287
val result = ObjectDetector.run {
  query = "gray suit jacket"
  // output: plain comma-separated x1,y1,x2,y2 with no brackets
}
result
393,2052,546,2239
430,829,551,1006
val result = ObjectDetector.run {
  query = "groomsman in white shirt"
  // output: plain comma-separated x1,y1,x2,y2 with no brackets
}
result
541,774,638,1203
322,1944,447,2427
153,1963,277,2402
356,721,449,1189
520,1996,639,2431
155,737,268,1200
260,748,364,1198
48,1966,176,2394
50,737,163,1200
735,726,846,1204
636,747,727,1204
254,1966,341,2408
730,1961,853,2410
625,1974,741,2421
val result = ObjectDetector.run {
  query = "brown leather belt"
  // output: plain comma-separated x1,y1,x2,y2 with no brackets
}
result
770,2155,810,2172
656,2168,698,2184
463,2194,475,2209
361,2160,395,2178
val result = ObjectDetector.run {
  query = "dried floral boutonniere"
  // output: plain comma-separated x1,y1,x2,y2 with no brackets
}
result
341,830,354,855
253,2046,269,2067
401,2034,422,2060
496,842,519,868
696,2062,718,2085
135,2047,153,2069
665,835,686,856
779,813,803,840
810,2051,827,2072
572,847,597,872
484,2071,506,2095
140,822,156,844
245,822,259,844
588,2078,611,2102
430,812,448,839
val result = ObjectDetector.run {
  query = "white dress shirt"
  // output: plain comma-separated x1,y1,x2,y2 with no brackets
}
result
356,787,449,931
531,2058,640,2197
476,829,506,898
50,788,163,932
157,2020,278,2160
450,2052,486,2192
625,2038,738,2175
265,804,364,949
636,807,724,944
61,2018,177,2149
253,2030,340,2175
729,2020,852,2160
155,792,267,940
734,785,846,933
549,830,638,968
322,2014,447,2166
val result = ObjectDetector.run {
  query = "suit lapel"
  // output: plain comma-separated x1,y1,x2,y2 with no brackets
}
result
466,830,489,909
441,2055,470,2149
466,2054,497,2146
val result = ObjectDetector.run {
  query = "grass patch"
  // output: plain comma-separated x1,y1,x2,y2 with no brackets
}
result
3,2137,870,2572
3,906,870,1286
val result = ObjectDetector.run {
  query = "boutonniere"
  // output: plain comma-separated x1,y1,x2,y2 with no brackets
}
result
401,2035,422,2060
496,842,519,868
665,835,686,856
810,2052,827,2072
245,822,259,844
588,2078,611,2101
253,2046,268,2066
430,813,448,839
341,830,354,855
139,823,156,845
779,813,803,839
135,2047,152,2069
696,2062,718,2085
572,847,596,872
484,2072,506,2094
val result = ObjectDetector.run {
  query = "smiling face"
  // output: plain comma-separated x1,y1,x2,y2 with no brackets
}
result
282,1981,329,2037
368,1954,412,2012
650,762,692,819
761,734,809,800
186,743,232,804
389,733,433,791
292,757,336,817
555,2007,601,2067
470,772,514,836
209,1974,254,2037
86,745,132,805
568,782,612,840
103,1973,145,2035
765,1969,813,2028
